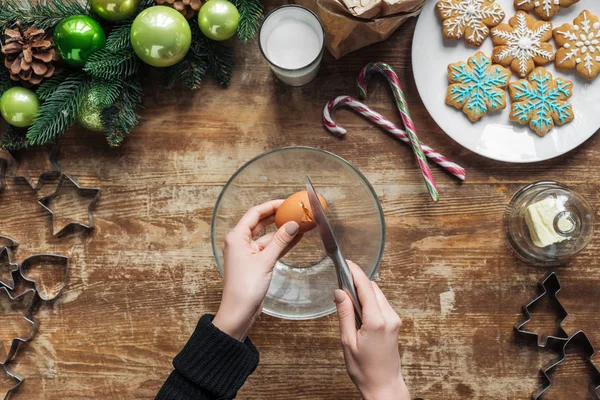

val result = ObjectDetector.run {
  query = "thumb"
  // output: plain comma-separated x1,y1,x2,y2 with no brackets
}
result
334,289,358,345
261,222,300,264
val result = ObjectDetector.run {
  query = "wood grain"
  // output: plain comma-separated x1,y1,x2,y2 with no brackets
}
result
1,2,600,398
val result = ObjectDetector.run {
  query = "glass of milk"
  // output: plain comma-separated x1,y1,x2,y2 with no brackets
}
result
259,5,325,86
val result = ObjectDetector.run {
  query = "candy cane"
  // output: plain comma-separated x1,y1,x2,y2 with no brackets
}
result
358,62,438,201
324,96,466,181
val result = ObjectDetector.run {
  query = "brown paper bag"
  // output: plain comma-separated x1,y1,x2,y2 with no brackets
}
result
295,0,427,59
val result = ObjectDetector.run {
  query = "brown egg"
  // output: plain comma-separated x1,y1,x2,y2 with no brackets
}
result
275,190,327,233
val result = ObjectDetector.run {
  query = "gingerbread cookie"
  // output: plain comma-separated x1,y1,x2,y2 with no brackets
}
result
491,11,554,78
554,10,600,81
446,51,512,122
436,0,506,46
514,0,580,21
509,67,574,136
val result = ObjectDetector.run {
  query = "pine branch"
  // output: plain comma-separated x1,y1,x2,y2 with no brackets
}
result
105,20,135,52
158,63,185,89
36,71,70,100
26,72,91,145
0,55,11,96
232,0,263,42
102,78,143,147
91,79,122,107
0,0,89,31
83,48,140,81
0,125,28,151
197,29,234,87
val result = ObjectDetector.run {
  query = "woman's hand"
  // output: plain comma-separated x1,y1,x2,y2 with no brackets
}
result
335,261,411,400
213,200,301,341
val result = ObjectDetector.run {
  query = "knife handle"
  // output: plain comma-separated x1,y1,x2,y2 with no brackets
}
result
332,249,363,329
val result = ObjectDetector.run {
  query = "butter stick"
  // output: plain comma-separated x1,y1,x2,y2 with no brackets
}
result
525,197,571,248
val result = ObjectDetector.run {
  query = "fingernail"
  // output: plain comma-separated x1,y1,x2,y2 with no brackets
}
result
334,289,345,304
285,221,299,236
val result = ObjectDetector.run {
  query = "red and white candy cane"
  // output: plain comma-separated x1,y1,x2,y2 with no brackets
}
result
324,96,466,181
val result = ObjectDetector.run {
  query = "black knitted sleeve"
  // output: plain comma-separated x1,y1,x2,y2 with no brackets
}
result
156,314,260,400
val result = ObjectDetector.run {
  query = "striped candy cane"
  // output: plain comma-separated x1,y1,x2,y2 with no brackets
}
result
324,96,466,181
358,62,438,202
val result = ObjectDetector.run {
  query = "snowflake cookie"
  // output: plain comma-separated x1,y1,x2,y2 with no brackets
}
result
491,11,554,78
514,0,580,21
509,67,574,136
436,0,506,46
554,10,600,80
446,51,512,122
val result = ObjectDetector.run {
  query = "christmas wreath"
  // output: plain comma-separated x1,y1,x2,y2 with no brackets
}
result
0,0,263,150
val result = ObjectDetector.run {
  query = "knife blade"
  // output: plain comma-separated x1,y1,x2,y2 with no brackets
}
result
305,176,362,328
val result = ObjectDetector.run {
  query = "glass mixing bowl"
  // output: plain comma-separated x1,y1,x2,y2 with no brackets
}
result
211,147,385,320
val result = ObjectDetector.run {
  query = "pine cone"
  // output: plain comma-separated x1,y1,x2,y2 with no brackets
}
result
2,26,59,85
156,0,202,20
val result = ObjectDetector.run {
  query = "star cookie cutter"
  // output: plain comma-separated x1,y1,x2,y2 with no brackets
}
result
20,254,69,302
0,247,19,291
8,146,60,190
533,330,600,399
38,173,101,237
0,287,39,365
0,157,6,192
515,272,570,348
1,363,23,400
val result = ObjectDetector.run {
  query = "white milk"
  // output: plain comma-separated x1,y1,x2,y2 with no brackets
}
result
259,6,325,86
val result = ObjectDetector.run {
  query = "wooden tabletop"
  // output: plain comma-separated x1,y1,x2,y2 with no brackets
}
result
1,3,600,399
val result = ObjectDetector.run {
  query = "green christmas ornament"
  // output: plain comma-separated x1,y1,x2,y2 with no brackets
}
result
91,0,140,22
77,88,105,132
54,15,106,67
198,0,239,41
0,87,40,128
131,6,191,67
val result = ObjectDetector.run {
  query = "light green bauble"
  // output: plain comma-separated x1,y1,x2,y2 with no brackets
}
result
131,6,192,67
91,0,140,22
0,87,40,128
54,15,106,67
77,88,104,132
198,0,239,41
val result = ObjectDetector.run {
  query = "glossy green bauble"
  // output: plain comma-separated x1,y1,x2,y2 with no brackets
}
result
198,0,239,41
131,6,192,67
54,15,106,67
0,87,40,128
91,0,140,22
77,88,104,132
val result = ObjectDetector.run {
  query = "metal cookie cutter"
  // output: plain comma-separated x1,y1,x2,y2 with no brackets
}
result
0,247,19,290
0,236,18,251
38,173,101,236
515,272,570,348
1,363,23,400
0,287,39,365
533,330,600,399
8,146,60,190
20,254,69,301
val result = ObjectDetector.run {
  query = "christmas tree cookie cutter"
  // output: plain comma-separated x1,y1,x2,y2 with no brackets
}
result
38,173,101,237
515,272,570,348
1,363,23,400
20,254,69,302
533,330,600,399
8,145,60,190
0,247,19,290
0,287,39,365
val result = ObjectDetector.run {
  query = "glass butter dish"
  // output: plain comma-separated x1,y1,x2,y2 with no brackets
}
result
504,181,594,266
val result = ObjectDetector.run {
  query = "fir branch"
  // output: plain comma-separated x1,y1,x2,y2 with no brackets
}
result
83,49,140,81
102,78,143,147
36,71,70,100
91,79,122,107
181,59,208,90
0,55,11,96
198,30,234,87
232,0,263,42
26,72,91,145
0,125,28,151
0,0,89,31
105,20,135,52
158,63,185,89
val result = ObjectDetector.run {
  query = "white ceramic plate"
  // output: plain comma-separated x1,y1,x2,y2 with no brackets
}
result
412,0,600,163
